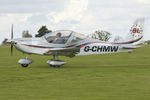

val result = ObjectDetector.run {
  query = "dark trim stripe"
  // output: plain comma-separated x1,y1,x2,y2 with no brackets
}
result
23,44,53,49
112,36,143,44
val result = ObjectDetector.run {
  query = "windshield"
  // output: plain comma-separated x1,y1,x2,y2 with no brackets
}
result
45,30,72,44
44,30,86,44
67,31,86,44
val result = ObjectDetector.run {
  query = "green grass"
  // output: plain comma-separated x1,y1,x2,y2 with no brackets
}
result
0,45,150,100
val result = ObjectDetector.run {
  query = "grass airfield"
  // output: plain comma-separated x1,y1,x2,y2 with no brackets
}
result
0,45,150,100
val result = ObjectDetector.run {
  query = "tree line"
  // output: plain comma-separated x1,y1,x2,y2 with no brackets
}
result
22,26,52,38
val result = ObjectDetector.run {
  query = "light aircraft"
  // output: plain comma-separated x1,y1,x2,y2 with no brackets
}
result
7,18,144,68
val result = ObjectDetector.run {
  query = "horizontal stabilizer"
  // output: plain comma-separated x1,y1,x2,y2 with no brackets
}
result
122,45,141,49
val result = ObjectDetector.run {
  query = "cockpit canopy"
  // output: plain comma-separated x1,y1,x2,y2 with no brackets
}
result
44,30,86,44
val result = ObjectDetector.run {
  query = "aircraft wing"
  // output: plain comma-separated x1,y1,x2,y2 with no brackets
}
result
44,47,80,57
49,47,80,52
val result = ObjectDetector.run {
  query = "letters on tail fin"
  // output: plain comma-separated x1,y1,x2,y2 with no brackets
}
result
114,18,144,44
130,18,144,40
127,18,144,41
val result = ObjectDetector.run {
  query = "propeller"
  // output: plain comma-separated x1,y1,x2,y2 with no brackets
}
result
11,24,14,56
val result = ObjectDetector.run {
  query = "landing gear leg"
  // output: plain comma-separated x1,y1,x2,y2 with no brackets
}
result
47,55,66,68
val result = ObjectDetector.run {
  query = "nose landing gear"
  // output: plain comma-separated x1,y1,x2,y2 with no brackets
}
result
18,57,33,67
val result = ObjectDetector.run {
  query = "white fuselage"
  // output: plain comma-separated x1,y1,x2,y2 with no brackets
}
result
13,37,131,56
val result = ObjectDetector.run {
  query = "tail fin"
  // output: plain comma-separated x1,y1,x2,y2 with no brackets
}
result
126,18,144,43
114,18,144,44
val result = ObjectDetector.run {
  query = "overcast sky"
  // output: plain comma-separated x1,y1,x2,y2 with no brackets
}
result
0,0,150,43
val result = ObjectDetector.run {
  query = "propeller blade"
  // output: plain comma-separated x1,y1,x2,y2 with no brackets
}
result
11,24,13,39
11,44,13,56
11,24,14,56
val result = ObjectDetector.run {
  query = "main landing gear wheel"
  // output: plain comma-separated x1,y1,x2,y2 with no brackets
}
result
47,55,66,68
50,63,61,68
21,64,29,67
18,57,33,68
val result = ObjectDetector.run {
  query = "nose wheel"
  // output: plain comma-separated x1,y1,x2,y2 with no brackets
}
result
18,57,33,67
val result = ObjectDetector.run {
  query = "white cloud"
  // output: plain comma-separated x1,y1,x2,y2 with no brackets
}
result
0,0,67,13
137,0,150,4
47,0,88,24
0,14,32,39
